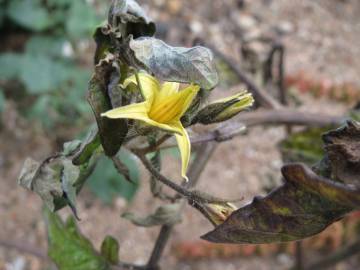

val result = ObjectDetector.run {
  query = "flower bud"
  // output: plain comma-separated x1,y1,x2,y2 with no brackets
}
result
195,91,254,124
202,202,237,226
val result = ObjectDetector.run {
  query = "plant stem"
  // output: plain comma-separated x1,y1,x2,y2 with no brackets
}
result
150,109,345,151
304,238,360,270
135,152,193,198
294,241,304,270
145,143,217,269
146,225,173,269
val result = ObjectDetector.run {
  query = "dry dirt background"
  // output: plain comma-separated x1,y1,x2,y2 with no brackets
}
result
1,0,359,269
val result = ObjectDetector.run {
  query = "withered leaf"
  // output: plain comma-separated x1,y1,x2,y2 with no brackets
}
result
129,37,219,90
88,57,128,157
201,163,359,244
122,203,182,227
108,0,155,38
72,126,100,166
202,121,360,244
19,143,100,213
18,158,63,211
322,120,360,187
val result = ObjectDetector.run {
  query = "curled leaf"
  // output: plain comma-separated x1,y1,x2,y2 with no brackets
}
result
88,56,128,156
108,0,155,38
72,127,101,166
322,120,360,187
18,157,63,211
129,37,219,90
18,140,100,213
201,163,359,244
122,203,182,227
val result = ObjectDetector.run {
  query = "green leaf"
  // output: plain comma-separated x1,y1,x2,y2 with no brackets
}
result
27,95,54,128
45,209,110,270
129,37,219,90
47,0,73,8
0,53,23,80
279,127,329,165
20,55,70,94
0,6,5,27
0,89,5,113
7,0,52,31
122,203,182,227
100,236,120,265
66,0,99,39
87,151,139,203
25,35,66,58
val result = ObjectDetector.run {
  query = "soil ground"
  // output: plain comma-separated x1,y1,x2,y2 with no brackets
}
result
1,0,359,269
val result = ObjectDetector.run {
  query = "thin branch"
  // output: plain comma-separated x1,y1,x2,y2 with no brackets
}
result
193,38,282,109
294,241,304,270
134,151,193,198
236,109,344,127
0,238,48,260
152,109,345,151
145,143,217,269
146,225,173,269
113,262,146,270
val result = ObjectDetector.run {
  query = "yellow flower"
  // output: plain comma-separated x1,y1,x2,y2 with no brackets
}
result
101,73,200,180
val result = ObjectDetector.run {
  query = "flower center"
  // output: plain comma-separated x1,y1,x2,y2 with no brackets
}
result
149,94,185,123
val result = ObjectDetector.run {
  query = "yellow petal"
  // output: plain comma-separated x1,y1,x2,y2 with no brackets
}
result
178,84,200,117
172,121,191,181
101,101,149,119
150,84,200,123
101,102,183,135
158,82,180,99
123,73,159,103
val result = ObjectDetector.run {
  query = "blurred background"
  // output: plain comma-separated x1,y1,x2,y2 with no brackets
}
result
0,0,359,269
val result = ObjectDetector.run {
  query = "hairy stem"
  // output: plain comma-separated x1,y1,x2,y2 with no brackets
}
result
146,143,217,269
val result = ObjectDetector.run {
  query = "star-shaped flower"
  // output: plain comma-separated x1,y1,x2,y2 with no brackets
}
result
102,73,200,180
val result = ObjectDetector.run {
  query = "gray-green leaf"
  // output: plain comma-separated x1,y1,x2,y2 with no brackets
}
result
122,203,182,227
129,37,219,90
18,158,63,211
